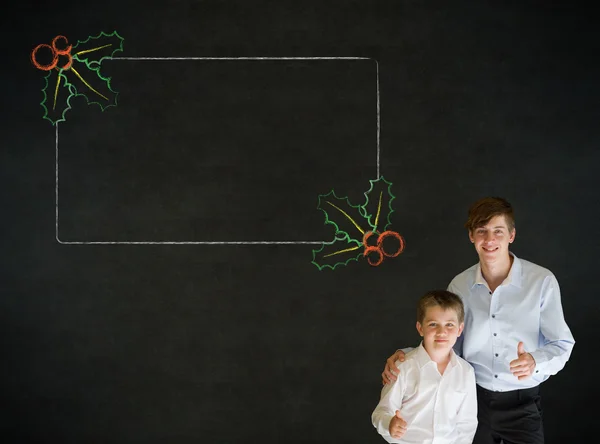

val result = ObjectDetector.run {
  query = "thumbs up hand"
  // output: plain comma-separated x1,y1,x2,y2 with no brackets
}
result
509,341,536,380
389,410,408,439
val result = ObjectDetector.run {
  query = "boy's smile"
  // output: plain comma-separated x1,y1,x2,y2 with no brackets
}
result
417,305,464,357
469,215,516,265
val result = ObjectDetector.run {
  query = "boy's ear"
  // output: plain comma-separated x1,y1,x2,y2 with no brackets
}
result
458,322,465,337
416,321,423,337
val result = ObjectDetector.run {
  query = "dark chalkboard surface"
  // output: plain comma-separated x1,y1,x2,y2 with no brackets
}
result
3,1,597,442
57,58,378,243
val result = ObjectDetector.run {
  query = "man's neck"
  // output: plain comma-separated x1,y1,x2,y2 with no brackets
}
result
481,253,514,292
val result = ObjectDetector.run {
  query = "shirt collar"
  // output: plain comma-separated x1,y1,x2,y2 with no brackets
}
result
472,251,523,289
414,342,458,370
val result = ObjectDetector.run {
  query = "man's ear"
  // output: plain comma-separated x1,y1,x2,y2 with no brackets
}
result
416,321,423,337
458,322,465,337
468,230,475,243
509,228,516,244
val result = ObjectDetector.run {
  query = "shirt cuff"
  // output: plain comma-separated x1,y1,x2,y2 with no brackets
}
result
529,350,548,376
375,415,393,437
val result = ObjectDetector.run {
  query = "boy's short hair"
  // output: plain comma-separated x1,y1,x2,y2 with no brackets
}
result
464,196,515,232
417,290,465,324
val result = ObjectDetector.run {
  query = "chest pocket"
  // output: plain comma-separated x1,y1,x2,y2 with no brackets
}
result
441,390,466,418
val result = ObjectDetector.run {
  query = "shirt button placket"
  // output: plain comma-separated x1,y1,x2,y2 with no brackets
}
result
490,289,499,390
432,387,440,436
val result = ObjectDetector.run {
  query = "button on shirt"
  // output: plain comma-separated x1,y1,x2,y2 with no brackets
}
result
372,343,478,444
448,253,575,392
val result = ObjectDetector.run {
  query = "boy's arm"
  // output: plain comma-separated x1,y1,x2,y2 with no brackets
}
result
372,360,406,442
454,366,478,444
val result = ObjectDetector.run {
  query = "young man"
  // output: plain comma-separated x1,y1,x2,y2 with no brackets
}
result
381,197,575,444
372,290,477,444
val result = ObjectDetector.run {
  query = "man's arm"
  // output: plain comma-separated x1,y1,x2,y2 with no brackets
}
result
529,275,575,379
454,366,478,444
453,331,464,358
382,347,415,385
447,282,464,358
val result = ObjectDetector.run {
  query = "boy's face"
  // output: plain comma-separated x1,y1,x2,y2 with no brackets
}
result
416,305,464,353
468,214,516,266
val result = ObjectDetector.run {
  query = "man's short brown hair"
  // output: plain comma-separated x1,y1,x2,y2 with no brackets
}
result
417,290,465,324
464,197,515,232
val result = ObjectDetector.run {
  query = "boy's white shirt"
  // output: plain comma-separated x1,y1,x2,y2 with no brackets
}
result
372,342,478,444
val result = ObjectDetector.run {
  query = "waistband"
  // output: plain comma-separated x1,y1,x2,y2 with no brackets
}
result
476,384,540,404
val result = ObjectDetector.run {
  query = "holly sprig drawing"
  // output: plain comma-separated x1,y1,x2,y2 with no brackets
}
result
31,31,124,125
312,176,406,270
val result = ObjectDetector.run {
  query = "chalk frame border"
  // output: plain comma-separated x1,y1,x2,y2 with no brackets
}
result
55,57,381,245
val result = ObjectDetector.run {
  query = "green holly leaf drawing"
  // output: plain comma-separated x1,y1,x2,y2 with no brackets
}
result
311,190,369,270
316,190,369,242
72,31,124,69
311,235,363,271
67,31,123,112
361,176,396,233
37,31,124,125
66,60,120,111
40,70,77,125
312,178,404,270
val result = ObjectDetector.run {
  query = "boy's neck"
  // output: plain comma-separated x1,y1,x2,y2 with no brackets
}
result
422,344,452,374
480,253,514,292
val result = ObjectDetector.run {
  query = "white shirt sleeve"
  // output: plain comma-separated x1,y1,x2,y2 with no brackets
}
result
372,360,406,443
529,275,575,379
454,365,478,444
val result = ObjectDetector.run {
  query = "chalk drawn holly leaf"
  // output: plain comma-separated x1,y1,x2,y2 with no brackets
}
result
311,235,363,270
34,31,124,125
361,176,395,233
69,31,124,111
316,190,369,242
311,178,405,270
40,69,77,125
311,190,370,269
72,31,124,69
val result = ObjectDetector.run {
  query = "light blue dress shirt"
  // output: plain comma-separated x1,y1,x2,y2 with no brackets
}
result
447,252,575,392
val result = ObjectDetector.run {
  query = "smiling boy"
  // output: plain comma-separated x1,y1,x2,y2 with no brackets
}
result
372,290,478,444
380,197,575,444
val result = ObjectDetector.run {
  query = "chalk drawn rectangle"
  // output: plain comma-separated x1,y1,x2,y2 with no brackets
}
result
56,58,379,244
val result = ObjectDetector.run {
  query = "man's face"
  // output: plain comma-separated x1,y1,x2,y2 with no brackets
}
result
468,215,516,265
416,305,463,352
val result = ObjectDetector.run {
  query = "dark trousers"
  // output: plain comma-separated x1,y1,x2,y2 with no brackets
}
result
473,384,544,444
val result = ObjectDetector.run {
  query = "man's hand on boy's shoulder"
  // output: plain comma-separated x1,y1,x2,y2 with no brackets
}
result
382,350,406,385
389,410,408,439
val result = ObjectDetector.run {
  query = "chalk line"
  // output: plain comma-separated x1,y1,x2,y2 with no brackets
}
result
56,56,381,245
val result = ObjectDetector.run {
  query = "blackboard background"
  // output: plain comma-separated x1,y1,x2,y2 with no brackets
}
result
2,1,597,442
